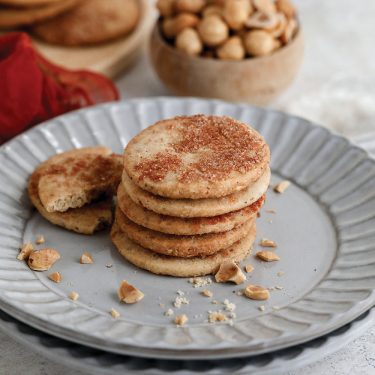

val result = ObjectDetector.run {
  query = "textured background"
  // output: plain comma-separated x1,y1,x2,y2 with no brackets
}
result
1,0,375,374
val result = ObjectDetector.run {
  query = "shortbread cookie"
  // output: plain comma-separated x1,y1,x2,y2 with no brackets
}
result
118,183,263,235
28,169,113,234
0,0,81,28
0,0,64,7
36,147,122,212
31,0,140,46
122,166,270,218
124,115,270,199
116,207,254,258
111,221,256,277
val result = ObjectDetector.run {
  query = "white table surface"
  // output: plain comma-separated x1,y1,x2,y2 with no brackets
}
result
1,0,375,374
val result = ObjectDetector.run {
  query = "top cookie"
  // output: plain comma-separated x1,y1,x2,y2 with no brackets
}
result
124,115,270,199
36,146,122,212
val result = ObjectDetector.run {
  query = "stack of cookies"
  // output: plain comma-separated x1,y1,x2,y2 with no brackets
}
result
111,115,270,277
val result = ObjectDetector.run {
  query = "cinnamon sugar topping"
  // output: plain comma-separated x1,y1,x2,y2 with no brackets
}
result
134,152,182,182
172,115,267,183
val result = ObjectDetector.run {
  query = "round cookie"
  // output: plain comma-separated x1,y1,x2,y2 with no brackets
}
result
124,115,270,199
0,0,81,29
122,166,270,218
118,183,263,235
28,168,113,235
31,0,140,46
111,221,256,277
115,207,254,258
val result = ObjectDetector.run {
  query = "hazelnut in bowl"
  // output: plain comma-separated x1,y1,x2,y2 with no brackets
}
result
150,0,304,105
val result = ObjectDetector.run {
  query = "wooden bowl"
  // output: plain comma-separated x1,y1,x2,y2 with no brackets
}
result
150,23,304,105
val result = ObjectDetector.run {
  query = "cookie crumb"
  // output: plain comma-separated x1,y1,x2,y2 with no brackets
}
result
17,243,34,260
211,299,219,305
110,308,120,318
223,299,236,312
266,209,276,214
69,291,79,301
165,308,174,316
274,180,290,193
35,235,45,245
244,264,254,273
118,280,144,304
80,251,94,264
106,263,113,268
256,251,280,262
201,289,213,297
258,305,266,312
245,285,270,301
208,311,227,323
175,314,188,326
174,295,190,308
259,238,277,248
275,285,284,290
277,271,285,277
188,276,212,288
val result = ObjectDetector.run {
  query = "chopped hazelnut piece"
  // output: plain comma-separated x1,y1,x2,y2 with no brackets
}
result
117,280,144,304
80,251,94,264
35,235,45,244
110,308,120,318
274,180,291,193
259,238,277,248
258,305,266,312
48,271,62,283
17,243,34,261
215,261,246,284
208,311,227,323
69,291,79,301
256,251,280,262
245,285,270,300
244,264,254,273
201,289,213,297
175,314,188,326
27,248,60,271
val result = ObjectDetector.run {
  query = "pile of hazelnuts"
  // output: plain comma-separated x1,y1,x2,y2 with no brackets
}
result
156,0,298,60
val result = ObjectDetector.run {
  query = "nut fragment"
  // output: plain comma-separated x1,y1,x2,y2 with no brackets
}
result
244,284,270,300
80,251,94,264
176,27,203,56
110,308,120,318
17,243,34,260
244,264,254,273
198,15,229,47
244,30,276,56
217,36,245,60
260,238,277,248
256,251,280,262
35,235,45,244
48,271,62,283
27,248,60,271
274,180,291,193
201,289,213,297
175,314,188,326
69,291,79,301
215,261,246,284
223,0,252,30
117,280,144,304
175,0,206,14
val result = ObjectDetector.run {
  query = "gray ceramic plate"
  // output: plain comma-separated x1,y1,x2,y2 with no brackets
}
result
0,98,374,360
1,307,374,375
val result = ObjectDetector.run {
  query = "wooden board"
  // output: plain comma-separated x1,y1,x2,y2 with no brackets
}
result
33,0,155,78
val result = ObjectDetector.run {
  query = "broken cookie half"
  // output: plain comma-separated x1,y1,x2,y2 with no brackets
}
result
28,147,122,235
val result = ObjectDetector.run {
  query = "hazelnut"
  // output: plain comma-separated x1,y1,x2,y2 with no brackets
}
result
176,27,203,56
244,284,270,300
244,30,276,56
217,36,245,60
27,248,60,271
162,13,200,38
252,0,277,14
157,0,176,17
223,0,252,30
175,0,206,14
202,5,222,18
198,15,229,46
268,12,287,38
280,18,298,44
48,271,62,283
118,280,144,304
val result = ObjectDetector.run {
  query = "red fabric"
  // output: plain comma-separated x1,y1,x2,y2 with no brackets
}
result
0,32,119,144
